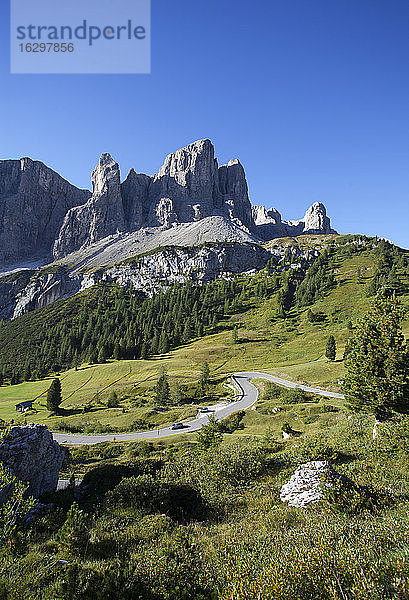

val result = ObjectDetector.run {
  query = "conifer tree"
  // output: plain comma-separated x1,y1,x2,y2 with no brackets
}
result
151,333,159,355
89,350,98,365
97,348,106,364
343,294,409,420
113,343,121,361
276,290,286,318
172,383,184,406
23,362,31,382
47,378,62,413
141,342,149,360
155,368,170,406
196,414,223,450
196,361,210,397
56,502,89,551
159,331,170,354
107,391,119,408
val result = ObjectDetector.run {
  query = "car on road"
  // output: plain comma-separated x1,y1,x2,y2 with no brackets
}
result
171,422,185,430
198,407,213,413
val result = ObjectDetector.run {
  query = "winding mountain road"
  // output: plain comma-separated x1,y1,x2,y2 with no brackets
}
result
53,371,344,446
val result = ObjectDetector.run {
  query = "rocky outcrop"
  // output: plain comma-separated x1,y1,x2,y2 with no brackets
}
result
0,242,277,319
253,202,336,240
148,139,222,226
0,239,321,321
280,461,345,508
101,242,272,295
121,170,152,231
286,202,335,236
0,158,90,265
0,267,82,321
252,206,287,238
0,424,65,498
219,159,253,231
0,269,37,321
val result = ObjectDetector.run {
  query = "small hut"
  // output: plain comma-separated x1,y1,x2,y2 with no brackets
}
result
15,400,34,413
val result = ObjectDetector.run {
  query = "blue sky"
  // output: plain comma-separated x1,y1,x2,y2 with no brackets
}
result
1,0,408,246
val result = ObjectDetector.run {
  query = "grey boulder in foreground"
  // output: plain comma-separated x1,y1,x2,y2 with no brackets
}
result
53,372,345,446
0,423,65,498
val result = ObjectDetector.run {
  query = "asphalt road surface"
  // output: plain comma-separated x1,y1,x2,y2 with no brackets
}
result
53,371,344,446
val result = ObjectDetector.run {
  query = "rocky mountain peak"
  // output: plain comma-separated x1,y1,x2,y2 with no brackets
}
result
157,139,216,183
53,153,126,258
92,153,120,196
301,201,334,234
218,158,253,231
227,158,240,167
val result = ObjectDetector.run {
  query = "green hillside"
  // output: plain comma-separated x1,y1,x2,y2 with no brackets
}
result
3,234,409,599
0,234,408,435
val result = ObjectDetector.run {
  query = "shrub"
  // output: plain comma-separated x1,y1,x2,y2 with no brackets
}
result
80,460,162,506
322,476,378,515
264,382,317,404
285,435,342,464
54,421,84,433
219,410,245,433
264,382,283,400
0,462,35,551
56,502,89,552
196,415,223,450
106,474,205,522
284,387,309,404
107,391,119,408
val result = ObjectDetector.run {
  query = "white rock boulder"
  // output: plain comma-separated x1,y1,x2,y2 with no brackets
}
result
280,460,342,508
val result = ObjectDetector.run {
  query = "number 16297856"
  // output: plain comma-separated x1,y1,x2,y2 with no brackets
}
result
19,43,74,52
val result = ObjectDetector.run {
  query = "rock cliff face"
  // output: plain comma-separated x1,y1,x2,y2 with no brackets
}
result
148,139,220,226
5,267,81,320
219,159,254,231
0,158,90,265
121,170,151,231
101,243,272,295
252,205,287,238
0,139,336,266
53,140,258,258
0,241,319,321
0,243,269,319
0,424,65,498
287,202,335,236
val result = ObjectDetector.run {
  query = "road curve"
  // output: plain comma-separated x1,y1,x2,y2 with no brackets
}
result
53,372,344,446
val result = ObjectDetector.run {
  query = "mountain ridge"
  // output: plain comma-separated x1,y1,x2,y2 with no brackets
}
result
0,139,336,269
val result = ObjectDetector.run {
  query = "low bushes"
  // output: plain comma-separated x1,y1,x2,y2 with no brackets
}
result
263,382,320,405
106,474,205,522
219,410,245,433
79,459,162,506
